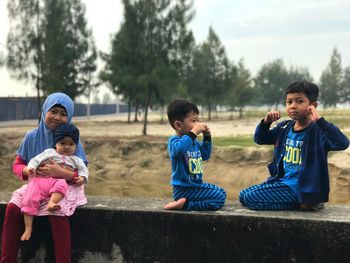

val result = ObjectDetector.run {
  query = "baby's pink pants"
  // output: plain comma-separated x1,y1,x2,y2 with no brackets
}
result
21,177,68,215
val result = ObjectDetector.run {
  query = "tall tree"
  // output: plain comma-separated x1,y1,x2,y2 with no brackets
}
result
100,0,150,123
6,0,97,105
169,0,195,98
189,27,232,120
7,0,44,117
254,59,289,107
340,65,350,103
101,0,194,134
319,47,343,108
228,59,254,118
41,0,97,99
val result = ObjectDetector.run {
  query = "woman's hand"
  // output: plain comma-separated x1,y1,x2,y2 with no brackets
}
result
23,167,36,178
37,159,62,177
37,159,74,180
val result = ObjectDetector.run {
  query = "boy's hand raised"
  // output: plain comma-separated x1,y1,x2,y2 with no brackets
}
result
308,105,320,122
203,124,211,136
264,110,281,124
190,123,206,135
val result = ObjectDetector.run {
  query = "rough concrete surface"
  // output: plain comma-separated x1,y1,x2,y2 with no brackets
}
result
0,193,350,263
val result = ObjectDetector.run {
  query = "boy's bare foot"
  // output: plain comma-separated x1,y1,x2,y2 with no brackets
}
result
48,202,61,212
164,198,187,210
21,229,32,241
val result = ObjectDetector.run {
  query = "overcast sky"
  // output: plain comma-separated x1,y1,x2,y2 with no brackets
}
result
1,0,350,99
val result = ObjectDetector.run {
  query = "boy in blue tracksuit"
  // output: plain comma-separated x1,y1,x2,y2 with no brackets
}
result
164,99,226,211
239,80,349,211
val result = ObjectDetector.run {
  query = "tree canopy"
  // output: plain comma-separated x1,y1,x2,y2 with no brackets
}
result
319,48,343,108
188,27,233,119
100,0,195,134
6,0,97,102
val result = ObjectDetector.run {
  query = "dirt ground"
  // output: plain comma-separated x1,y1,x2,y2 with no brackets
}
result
0,113,349,204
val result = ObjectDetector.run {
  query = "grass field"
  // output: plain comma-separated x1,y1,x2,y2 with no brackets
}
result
213,135,257,147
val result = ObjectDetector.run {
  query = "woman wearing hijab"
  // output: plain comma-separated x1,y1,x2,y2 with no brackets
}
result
1,93,88,263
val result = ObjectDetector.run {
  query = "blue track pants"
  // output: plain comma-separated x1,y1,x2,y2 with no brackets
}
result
173,183,226,211
239,182,299,210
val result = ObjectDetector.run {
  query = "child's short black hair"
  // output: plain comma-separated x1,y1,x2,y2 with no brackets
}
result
285,80,319,103
167,99,199,129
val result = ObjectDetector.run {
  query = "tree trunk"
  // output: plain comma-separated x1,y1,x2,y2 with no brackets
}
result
160,106,164,123
86,83,91,120
239,107,243,119
36,74,41,124
229,103,234,120
207,103,212,121
143,90,152,136
35,0,41,124
134,103,139,122
127,102,131,123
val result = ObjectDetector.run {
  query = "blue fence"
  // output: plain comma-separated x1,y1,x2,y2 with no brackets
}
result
0,97,130,121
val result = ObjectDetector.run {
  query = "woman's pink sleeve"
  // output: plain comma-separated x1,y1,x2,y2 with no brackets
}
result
12,155,28,181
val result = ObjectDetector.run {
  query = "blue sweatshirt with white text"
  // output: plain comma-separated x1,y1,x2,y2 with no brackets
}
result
254,117,349,204
168,134,212,187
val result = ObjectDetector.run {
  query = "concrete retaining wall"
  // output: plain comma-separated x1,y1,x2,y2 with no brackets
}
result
1,193,350,263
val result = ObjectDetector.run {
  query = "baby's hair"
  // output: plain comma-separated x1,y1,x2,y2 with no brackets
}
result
54,123,80,144
285,80,319,102
167,99,199,129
